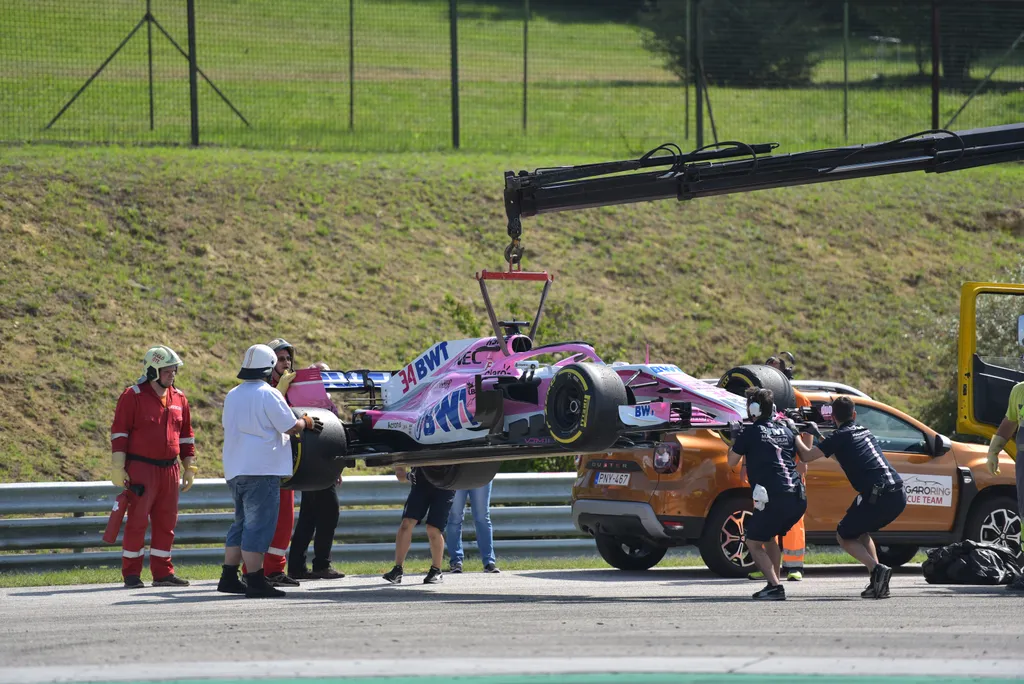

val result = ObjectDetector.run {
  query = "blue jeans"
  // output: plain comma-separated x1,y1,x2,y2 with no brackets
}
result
225,475,280,554
445,482,496,566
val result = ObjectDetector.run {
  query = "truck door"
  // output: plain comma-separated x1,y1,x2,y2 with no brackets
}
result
957,282,1024,457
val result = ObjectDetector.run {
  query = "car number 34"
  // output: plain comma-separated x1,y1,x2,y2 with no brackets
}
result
596,472,631,486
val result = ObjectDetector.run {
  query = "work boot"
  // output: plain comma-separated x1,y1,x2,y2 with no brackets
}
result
871,563,892,599
217,565,246,595
244,570,286,598
423,566,444,584
310,566,345,580
123,575,144,589
152,574,190,587
752,583,786,600
382,565,403,584
266,572,300,587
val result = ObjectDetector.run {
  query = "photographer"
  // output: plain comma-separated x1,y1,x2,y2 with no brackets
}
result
727,387,806,601
794,396,906,599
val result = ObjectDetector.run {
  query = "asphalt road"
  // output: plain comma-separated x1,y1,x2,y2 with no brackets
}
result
2,566,1024,681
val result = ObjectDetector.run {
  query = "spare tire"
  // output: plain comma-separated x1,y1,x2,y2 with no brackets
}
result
282,407,347,491
420,461,503,491
545,363,628,452
717,364,796,411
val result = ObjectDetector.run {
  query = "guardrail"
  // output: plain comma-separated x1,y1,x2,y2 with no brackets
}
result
0,473,591,571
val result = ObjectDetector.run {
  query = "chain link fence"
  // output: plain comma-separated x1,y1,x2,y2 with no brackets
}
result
2,0,1021,154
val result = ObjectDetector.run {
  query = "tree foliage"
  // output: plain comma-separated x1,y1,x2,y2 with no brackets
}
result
642,0,827,87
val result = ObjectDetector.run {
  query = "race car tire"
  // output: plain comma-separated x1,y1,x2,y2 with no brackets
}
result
419,461,504,491
594,534,668,571
876,544,919,568
545,363,628,452
281,407,347,491
699,493,756,578
717,364,797,411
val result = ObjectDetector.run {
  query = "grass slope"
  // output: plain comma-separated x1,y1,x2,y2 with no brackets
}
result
0,145,1022,482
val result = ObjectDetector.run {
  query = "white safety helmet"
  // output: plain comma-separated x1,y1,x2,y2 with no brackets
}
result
237,344,277,380
142,345,183,382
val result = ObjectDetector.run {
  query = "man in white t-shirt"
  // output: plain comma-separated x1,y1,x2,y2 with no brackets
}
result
217,344,323,599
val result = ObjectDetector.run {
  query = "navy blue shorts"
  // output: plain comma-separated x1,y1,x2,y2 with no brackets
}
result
745,490,807,543
837,488,907,540
402,476,456,530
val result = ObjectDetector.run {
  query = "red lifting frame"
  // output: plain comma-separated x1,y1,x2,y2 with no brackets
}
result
475,270,555,356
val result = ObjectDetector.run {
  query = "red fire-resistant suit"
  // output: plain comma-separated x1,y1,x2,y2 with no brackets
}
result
110,381,195,579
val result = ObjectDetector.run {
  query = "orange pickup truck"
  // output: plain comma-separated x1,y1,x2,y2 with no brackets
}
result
572,282,1023,577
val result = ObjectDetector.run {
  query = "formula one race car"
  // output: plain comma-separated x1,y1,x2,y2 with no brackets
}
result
286,270,770,491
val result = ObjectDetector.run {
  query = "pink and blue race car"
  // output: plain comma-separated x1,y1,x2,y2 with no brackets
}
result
285,270,761,491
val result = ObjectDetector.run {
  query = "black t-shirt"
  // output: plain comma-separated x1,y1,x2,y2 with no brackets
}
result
817,422,903,496
731,419,802,496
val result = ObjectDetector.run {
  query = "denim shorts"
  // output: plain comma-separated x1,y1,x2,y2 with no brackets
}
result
225,475,281,553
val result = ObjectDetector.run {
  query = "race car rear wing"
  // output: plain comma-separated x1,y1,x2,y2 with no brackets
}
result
321,370,393,391
502,124,1024,241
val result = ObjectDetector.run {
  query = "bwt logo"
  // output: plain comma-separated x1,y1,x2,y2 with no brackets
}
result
417,387,477,438
648,365,682,375
413,342,450,380
634,405,654,418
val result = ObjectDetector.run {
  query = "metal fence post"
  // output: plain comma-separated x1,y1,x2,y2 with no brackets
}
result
931,0,940,130
522,0,529,132
187,0,199,146
693,0,703,149
349,0,355,131
450,0,460,149
843,0,849,143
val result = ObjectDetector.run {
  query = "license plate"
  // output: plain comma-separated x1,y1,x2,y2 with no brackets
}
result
595,472,631,486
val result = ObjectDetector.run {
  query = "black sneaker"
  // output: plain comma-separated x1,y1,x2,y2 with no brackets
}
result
152,574,190,587
265,572,300,587
310,566,345,580
752,583,786,600
483,563,501,574
217,566,246,595
244,571,286,598
382,565,403,584
123,575,144,589
449,562,463,574
1006,575,1024,591
860,582,877,599
423,566,444,584
288,565,312,580
872,564,892,599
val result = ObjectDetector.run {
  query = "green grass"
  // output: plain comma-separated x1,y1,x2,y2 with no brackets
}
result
3,0,1021,153
1,144,1022,482
0,551,913,587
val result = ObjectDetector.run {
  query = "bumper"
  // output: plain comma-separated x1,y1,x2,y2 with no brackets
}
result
572,499,703,543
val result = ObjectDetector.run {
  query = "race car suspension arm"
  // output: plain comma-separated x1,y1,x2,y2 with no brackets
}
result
503,124,1024,230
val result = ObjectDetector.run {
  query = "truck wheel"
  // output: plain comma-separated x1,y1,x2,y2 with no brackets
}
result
594,534,667,571
546,363,627,451
718,364,796,410
419,462,503,491
965,495,1022,557
699,494,755,578
282,407,347,491
876,544,919,567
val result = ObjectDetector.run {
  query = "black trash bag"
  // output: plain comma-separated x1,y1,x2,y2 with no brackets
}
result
922,540,1023,585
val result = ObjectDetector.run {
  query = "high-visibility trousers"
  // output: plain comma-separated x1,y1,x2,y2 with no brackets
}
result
242,488,294,575
121,460,180,579
781,514,805,571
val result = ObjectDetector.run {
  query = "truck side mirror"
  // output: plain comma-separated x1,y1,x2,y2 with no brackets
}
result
929,433,952,458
